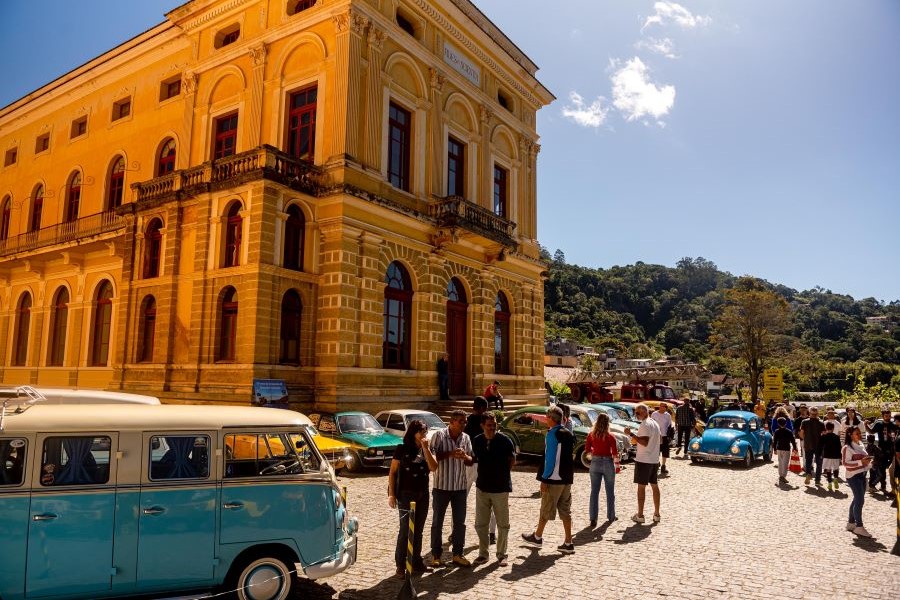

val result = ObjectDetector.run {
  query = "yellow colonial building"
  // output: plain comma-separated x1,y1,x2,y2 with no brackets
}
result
0,0,554,410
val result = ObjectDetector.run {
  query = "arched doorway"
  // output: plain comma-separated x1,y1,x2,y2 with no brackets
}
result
446,277,468,395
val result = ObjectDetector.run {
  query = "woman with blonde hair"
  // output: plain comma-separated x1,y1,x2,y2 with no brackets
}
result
770,405,793,434
586,412,618,526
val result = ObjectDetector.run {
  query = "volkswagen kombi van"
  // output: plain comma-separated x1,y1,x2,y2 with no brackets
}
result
0,397,358,600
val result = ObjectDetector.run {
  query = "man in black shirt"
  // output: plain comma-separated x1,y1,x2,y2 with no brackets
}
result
471,412,515,567
800,407,825,486
868,410,898,494
437,353,451,400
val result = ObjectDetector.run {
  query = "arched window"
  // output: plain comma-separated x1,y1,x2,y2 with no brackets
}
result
217,287,238,361
223,203,242,268
158,138,176,176
0,195,10,241
283,205,305,271
143,218,163,278
494,292,511,374
65,172,82,223
48,287,69,366
107,156,125,210
138,296,157,363
279,290,303,364
13,292,32,366
447,278,466,303
288,0,317,16
90,281,114,366
383,262,412,369
30,184,44,232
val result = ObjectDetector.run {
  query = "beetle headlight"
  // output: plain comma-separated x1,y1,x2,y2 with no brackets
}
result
367,448,376,457
690,441,700,451
730,444,741,455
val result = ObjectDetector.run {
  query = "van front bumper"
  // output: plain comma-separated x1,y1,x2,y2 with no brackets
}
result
302,521,358,580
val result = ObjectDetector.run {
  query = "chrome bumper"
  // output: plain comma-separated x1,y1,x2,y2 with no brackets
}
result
302,522,358,580
689,451,739,463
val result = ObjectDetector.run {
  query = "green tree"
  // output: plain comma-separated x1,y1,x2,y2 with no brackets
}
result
710,277,792,403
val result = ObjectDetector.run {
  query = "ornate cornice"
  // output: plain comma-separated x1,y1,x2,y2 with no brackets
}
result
181,0,255,32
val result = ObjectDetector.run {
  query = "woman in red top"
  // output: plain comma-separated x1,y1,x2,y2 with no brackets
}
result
586,412,618,526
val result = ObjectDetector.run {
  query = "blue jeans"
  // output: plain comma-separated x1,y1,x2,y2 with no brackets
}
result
588,457,616,522
804,448,823,482
430,488,467,558
847,472,866,527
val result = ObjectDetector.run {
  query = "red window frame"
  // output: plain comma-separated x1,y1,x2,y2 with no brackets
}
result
139,296,157,363
29,187,43,232
283,205,305,271
214,113,239,159
0,197,10,241
90,282,113,366
107,158,125,210
382,262,412,369
447,137,465,198
279,290,303,364
223,204,242,268
218,289,238,362
65,174,81,223
493,165,507,218
48,288,69,367
158,139,176,176
13,293,32,366
388,103,411,192
144,219,163,278
287,86,317,162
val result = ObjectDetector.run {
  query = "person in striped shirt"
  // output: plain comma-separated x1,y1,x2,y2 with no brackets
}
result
429,410,474,567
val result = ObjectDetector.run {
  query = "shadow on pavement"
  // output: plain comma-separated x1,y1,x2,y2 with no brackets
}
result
613,522,655,544
851,536,889,553
573,520,612,542
499,545,563,582
803,485,831,498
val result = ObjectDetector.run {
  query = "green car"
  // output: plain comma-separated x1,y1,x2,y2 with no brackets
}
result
308,411,402,471
500,405,628,469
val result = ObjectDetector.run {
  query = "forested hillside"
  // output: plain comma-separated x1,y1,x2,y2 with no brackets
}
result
541,250,900,392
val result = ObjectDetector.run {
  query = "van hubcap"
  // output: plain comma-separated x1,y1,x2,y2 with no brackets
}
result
245,564,284,600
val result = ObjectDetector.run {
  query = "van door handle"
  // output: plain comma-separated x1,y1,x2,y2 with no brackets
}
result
223,502,244,510
33,513,59,521
142,507,166,516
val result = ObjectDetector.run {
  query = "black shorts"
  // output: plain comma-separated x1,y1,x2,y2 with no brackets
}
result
659,438,670,458
633,461,659,485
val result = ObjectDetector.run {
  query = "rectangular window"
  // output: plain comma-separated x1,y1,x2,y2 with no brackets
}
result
4,147,17,166
70,116,87,139
214,113,239,159
0,439,27,486
35,133,50,154
493,164,508,218
447,137,465,198
224,432,319,478
159,78,182,102
221,29,240,46
287,86,317,161
387,102,411,192
149,435,210,480
112,98,131,122
40,436,111,486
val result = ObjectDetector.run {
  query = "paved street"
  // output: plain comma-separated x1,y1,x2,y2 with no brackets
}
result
297,455,899,600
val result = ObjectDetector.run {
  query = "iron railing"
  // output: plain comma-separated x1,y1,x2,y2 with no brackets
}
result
0,210,125,257
429,195,517,246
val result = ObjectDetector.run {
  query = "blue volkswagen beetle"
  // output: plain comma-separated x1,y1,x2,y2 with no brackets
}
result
688,410,773,467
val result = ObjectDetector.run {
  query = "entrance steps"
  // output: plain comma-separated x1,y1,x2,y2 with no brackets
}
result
434,397,535,422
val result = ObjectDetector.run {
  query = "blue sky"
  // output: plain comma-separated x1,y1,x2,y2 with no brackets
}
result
1,1,898,301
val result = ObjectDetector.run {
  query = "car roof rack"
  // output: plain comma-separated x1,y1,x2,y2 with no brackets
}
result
0,386,46,431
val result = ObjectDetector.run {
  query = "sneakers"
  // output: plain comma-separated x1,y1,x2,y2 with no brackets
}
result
472,555,488,566
660,465,668,475
846,522,856,532
778,477,788,484
852,526,872,538
451,555,471,567
631,513,646,524
521,532,543,547
833,480,840,490
489,533,496,545
589,520,597,528
429,557,443,568
393,568,406,579
805,475,811,485
652,514,661,523
557,542,575,554
498,556,509,567
827,481,833,491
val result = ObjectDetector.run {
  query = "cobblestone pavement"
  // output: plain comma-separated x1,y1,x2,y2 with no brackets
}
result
297,455,900,600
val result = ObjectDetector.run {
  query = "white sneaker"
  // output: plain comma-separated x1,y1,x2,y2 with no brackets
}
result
852,526,872,538
846,522,856,531
631,513,645,524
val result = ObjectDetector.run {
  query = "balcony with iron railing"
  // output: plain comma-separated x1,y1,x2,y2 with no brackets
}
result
132,144,324,204
0,210,126,258
429,195,517,247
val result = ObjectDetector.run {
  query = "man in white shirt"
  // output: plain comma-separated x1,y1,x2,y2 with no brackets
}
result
650,403,673,475
624,403,661,524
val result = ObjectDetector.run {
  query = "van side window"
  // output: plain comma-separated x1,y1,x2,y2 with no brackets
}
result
149,435,210,480
0,439,27,486
41,436,111,486
224,432,319,478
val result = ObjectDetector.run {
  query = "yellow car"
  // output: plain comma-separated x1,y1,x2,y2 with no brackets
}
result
224,427,351,472
310,425,352,472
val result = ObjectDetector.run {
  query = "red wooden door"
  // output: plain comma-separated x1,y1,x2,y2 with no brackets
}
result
447,301,467,395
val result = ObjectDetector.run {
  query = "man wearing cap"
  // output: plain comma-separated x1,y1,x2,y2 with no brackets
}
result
799,407,825,486
484,380,504,410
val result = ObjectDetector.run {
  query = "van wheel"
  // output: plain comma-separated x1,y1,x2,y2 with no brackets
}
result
234,555,293,600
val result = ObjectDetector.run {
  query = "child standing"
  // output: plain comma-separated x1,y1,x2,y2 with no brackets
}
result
821,422,842,491
864,434,883,491
773,417,798,485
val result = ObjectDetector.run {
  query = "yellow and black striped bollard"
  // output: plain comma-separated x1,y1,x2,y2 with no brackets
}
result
398,501,417,599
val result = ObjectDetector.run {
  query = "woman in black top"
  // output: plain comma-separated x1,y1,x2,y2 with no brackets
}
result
388,419,438,578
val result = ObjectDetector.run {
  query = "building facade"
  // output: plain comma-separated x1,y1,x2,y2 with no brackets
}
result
0,0,554,410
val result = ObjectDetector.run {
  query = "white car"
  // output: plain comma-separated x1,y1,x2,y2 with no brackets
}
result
374,409,446,441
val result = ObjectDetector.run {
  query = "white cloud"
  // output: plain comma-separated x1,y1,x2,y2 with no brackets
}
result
610,57,676,123
635,36,679,59
561,91,609,128
642,1,711,31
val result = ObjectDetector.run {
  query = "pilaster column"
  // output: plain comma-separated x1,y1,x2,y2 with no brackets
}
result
248,44,267,147
429,68,445,197
357,232,384,368
363,26,385,169
315,223,362,368
479,105,494,209
181,72,198,168
330,10,368,162
529,142,540,241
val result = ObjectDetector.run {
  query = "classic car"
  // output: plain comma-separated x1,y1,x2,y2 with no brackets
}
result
225,426,352,472
570,403,637,458
308,411,402,471
374,409,446,441
688,410,773,467
499,405,630,469
605,401,706,436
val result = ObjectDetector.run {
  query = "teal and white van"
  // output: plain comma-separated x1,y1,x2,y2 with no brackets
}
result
0,396,358,600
